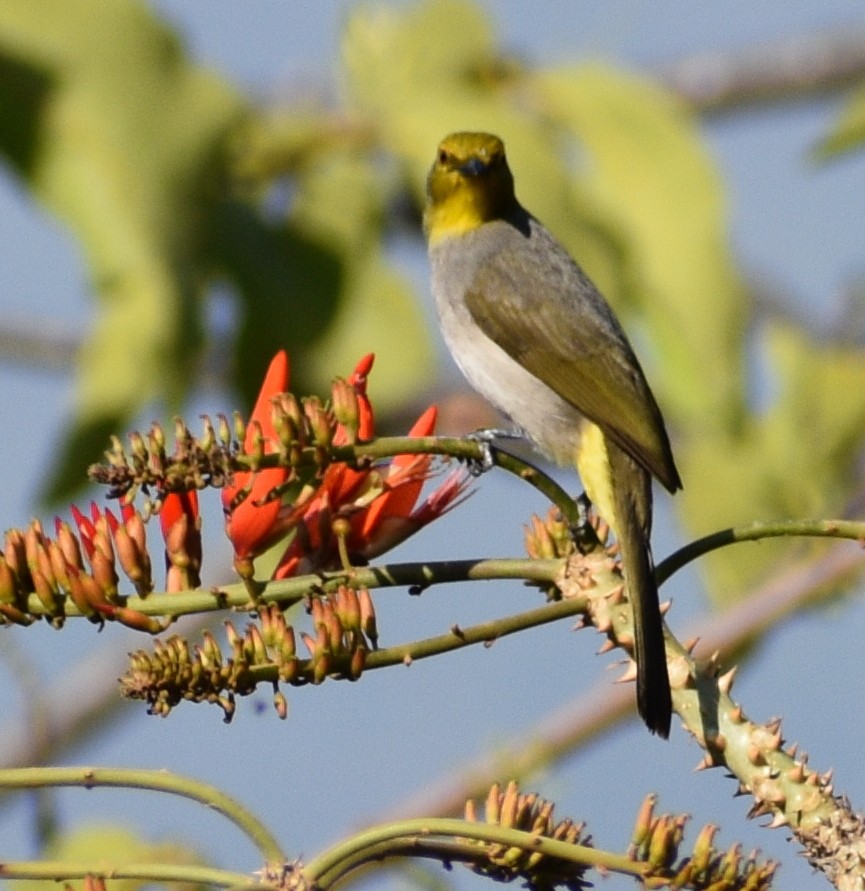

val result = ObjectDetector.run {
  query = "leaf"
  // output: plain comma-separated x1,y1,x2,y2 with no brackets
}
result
0,0,246,503
533,64,747,434
342,0,496,119
287,147,433,409
814,79,865,160
12,823,205,891
680,322,865,601
212,198,344,406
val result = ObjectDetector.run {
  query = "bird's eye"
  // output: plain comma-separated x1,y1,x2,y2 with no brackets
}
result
438,149,450,165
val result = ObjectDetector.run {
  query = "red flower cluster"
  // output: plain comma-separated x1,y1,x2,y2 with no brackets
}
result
0,349,469,630
222,351,470,580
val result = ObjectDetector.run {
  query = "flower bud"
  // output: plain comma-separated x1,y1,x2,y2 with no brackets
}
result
331,377,360,444
303,397,332,448
4,529,31,593
54,519,84,571
0,555,19,606
273,687,288,719
199,414,216,452
348,644,366,680
358,587,378,649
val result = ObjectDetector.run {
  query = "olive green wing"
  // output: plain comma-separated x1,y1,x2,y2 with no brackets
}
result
465,242,681,492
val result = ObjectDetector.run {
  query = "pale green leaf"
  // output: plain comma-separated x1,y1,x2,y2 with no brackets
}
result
533,64,747,433
0,0,246,501
12,823,205,891
814,79,865,159
288,146,432,408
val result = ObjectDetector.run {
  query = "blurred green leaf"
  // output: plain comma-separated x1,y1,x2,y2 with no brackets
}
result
0,0,246,503
342,0,495,119
762,323,865,514
13,823,205,891
287,146,432,408
681,322,865,600
0,49,54,173
814,79,865,159
534,64,747,433
212,198,344,406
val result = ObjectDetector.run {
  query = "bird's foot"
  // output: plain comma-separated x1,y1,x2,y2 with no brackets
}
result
464,428,521,476
570,492,601,552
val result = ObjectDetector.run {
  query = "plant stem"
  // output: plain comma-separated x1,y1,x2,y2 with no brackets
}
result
339,435,582,526
0,766,286,867
304,817,642,889
23,558,564,619
656,517,865,584
0,859,256,887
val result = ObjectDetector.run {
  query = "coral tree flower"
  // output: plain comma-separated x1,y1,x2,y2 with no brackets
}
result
222,350,292,563
222,349,470,582
159,490,202,592
273,354,471,578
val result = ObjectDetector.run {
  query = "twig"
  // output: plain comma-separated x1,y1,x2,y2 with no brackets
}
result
657,25,865,113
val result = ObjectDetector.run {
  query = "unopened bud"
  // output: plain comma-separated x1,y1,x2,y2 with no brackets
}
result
107,605,163,634
46,540,72,593
89,548,120,601
358,587,378,648
690,823,717,875
273,688,288,719
0,603,33,625
55,520,84,571
0,555,19,605
216,413,232,446
647,814,675,870
303,397,332,448
107,434,127,468
199,414,216,452
334,585,361,634
4,529,31,591
129,430,148,464
246,623,268,664
348,644,366,680
630,794,657,856
233,410,247,444
331,377,360,443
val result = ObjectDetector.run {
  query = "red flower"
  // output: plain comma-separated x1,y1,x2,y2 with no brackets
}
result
221,349,471,582
273,364,470,578
160,490,201,592
222,350,292,560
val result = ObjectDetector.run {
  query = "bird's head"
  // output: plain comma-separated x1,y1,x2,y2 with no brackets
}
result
424,132,518,243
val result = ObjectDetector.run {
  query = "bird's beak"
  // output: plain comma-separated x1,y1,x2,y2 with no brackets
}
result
458,157,489,177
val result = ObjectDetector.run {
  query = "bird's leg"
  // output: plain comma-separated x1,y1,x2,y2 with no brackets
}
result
464,428,522,476
570,491,601,553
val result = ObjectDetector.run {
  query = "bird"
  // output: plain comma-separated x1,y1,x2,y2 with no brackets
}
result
424,131,681,737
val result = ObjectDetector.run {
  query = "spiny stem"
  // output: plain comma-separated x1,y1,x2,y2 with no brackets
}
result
0,766,286,867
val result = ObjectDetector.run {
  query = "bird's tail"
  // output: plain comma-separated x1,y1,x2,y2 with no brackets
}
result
608,444,672,738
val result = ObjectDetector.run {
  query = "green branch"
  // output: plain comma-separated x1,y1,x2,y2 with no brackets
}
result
337,435,582,526
23,558,563,620
0,766,286,867
656,517,865,584
238,594,587,687
0,859,257,887
304,817,641,889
